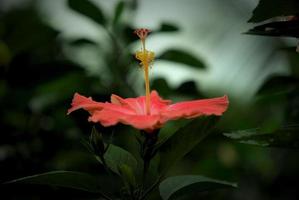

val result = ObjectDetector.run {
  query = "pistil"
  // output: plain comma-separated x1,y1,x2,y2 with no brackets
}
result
134,29,155,115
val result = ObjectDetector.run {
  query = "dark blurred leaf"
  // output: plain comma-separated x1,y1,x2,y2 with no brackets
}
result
1,9,60,55
123,25,138,43
113,1,125,25
249,0,299,23
159,175,237,200
286,88,299,122
245,19,299,38
69,38,98,46
31,72,95,111
223,124,299,148
257,75,299,94
159,23,179,32
0,41,11,66
68,0,106,26
152,78,172,97
175,81,204,97
7,59,82,88
118,164,136,189
158,49,206,69
157,116,220,175
99,144,138,176
285,47,299,76
5,171,104,193
90,127,105,156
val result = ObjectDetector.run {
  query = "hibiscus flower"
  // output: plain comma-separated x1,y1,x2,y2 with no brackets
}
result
68,28,229,133
67,91,228,133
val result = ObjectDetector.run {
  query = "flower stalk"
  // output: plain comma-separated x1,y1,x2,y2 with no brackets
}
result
139,130,159,199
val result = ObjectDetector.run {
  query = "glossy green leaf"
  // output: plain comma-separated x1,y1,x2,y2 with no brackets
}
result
249,0,299,23
158,116,219,175
68,0,106,26
223,124,299,148
5,171,103,193
158,49,206,69
159,175,237,200
101,144,138,176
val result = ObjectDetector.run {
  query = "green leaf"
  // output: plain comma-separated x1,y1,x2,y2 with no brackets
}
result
0,41,11,65
257,75,299,94
249,0,299,23
90,126,105,156
118,164,136,188
5,171,103,193
157,49,206,69
158,116,220,175
175,81,204,97
159,175,237,200
223,124,299,148
245,20,299,38
69,38,98,46
113,1,125,25
68,0,106,26
159,23,179,32
102,144,138,176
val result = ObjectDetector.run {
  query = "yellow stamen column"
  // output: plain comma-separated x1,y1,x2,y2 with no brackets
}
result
142,39,151,115
135,29,155,115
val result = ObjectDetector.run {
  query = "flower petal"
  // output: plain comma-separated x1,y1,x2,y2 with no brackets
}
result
150,90,171,114
110,91,171,115
161,95,229,122
89,110,161,132
67,93,104,115
111,94,145,114
68,93,135,115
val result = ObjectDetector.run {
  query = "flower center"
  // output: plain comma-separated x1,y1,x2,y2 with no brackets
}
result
134,28,155,115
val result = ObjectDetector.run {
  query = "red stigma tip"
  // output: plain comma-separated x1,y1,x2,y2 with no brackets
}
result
134,28,151,40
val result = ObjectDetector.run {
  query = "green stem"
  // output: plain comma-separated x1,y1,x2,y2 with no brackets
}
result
138,130,159,200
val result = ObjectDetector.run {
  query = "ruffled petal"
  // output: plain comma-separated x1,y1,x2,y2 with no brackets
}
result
111,94,145,114
89,110,161,132
150,90,171,114
110,90,170,115
161,95,229,122
67,93,104,115
68,93,135,115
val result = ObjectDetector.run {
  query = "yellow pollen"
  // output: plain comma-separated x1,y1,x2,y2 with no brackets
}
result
135,30,155,115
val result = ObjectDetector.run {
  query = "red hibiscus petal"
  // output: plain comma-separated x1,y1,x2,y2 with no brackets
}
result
150,90,171,114
67,93,104,115
89,110,161,132
161,95,229,122
111,94,145,114
110,90,171,115
68,93,135,115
